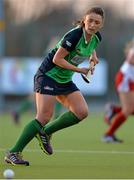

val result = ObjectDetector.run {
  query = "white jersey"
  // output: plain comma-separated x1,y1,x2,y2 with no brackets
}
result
120,62,134,81
115,62,134,92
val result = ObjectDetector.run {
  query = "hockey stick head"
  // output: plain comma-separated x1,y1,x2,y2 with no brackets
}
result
81,74,90,83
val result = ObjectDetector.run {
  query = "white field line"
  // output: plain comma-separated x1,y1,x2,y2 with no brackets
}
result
0,148,134,155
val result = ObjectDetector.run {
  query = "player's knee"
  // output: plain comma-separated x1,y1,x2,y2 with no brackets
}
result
76,108,89,120
36,113,52,125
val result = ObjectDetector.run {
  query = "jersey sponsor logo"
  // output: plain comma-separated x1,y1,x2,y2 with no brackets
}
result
66,40,72,47
44,86,54,91
71,55,87,65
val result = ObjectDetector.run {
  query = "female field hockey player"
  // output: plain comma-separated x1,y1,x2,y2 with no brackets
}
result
102,38,134,143
5,7,105,165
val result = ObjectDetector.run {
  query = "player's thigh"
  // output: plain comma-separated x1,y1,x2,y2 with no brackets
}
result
35,93,56,122
57,91,89,119
119,92,134,115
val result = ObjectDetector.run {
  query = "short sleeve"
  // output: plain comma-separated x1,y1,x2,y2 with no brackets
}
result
60,28,83,52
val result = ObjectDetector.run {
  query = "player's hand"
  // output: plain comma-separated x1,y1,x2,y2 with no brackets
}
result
79,67,90,75
89,66,95,75
90,58,99,66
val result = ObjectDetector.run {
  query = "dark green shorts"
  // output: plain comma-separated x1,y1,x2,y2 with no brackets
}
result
34,71,79,96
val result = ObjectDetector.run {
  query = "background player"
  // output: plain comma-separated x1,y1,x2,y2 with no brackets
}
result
102,38,134,143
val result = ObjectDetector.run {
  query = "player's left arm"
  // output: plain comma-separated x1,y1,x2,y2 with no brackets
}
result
127,48,134,65
88,31,102,72
88,50,99,75
90,50,99,64
86,31,101,75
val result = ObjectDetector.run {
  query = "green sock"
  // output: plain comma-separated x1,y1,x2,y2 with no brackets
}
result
44,111,80,135
10,119,42,152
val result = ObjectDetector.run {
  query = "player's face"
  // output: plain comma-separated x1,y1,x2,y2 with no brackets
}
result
84,13,103,35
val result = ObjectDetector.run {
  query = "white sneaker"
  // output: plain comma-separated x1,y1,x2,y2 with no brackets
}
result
102,135,123,143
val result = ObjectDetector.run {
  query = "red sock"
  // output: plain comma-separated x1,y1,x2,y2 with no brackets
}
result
105,111,126,136
113,105,134,115
113,105,122,113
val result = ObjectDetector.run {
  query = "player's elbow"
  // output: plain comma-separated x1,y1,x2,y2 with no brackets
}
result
52,57,58,64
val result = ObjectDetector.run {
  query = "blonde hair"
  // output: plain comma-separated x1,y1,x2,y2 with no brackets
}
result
73,7,105,27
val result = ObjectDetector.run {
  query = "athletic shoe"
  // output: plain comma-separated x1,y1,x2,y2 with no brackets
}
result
4,152,29,166
36,130,53,155
11,111,20,124
104,103,116,125
101,135,123,143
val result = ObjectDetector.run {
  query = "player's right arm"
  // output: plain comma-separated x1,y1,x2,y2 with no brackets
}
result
53,47,89,75
53,28,89,75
